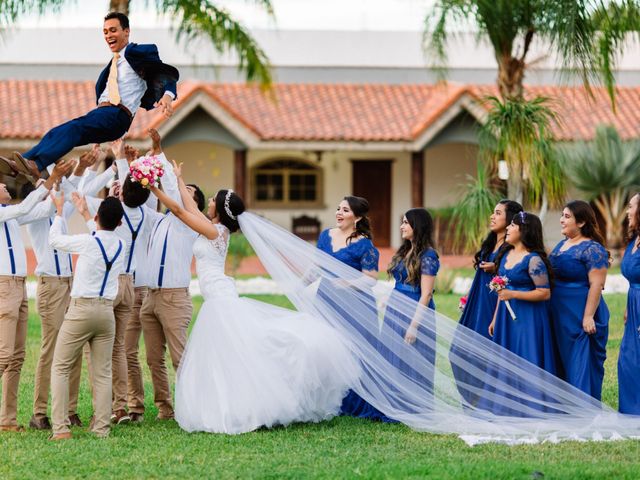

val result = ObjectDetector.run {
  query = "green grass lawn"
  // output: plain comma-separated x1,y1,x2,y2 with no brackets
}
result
0,293,637,479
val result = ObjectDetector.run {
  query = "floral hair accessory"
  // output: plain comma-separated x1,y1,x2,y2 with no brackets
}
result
224,189,236,220
518,211,527,223
129,155,164,188
488,275,516,320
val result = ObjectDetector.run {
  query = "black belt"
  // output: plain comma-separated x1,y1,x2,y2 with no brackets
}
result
97,102,133,120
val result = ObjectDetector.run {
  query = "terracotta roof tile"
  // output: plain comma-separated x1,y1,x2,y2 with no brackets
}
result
1,80,639,144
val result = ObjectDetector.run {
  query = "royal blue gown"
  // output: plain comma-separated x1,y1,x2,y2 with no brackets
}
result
619,238,640,414
451,250,499,406
316,228,393,421
549,239,609,400
381,249,440,408
477,252,558,416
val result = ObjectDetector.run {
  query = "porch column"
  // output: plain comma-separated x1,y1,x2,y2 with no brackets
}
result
234,149,247,200
411,150,424,208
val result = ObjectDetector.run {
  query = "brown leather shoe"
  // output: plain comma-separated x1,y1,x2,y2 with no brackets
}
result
0,425,26,432
0,156,19,177
12,151,40,181
156,412,174,420
111,409,131,424
29,415,52,430
129,412,144,423
48,431,72,441
68,414,83,427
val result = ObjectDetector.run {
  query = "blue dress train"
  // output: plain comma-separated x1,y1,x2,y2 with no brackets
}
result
549,239,609,400
619,238,640,414
316,229,393,421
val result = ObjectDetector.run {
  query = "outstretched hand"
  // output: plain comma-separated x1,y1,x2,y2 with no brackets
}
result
124,145,139,164
156,95,173,118
171,159,183,178
148,128,162,155
71,191,90,220
50,188,65,214
111,138,126,160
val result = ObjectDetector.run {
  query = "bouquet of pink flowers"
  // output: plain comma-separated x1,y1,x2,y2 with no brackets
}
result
458,295,468,312
129,155,164,188
488,275,516,320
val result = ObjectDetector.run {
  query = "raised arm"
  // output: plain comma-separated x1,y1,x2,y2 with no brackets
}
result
49,191,91,253
149,184,219,240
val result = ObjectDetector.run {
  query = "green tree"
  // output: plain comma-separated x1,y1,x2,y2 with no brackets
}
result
0,0,273,87
425,0,640,102
560,124,640,250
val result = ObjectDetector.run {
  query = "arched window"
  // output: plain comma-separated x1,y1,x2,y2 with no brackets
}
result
251,158,323,207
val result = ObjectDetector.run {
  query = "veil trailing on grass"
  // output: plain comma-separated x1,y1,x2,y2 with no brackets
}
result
238,212,640,446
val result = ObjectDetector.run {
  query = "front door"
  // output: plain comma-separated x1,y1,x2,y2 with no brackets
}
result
352,160,392,247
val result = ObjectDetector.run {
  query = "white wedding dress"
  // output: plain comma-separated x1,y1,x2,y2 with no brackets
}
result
175,223,359,434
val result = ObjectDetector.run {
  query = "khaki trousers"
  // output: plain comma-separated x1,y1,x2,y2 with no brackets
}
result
139,288,192,418
51,297,114,436
125,286,148,414
85,274,134,413
0,276,28,427
33,276,81,418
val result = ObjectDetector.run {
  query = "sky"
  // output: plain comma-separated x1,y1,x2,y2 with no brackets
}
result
15,0,437,30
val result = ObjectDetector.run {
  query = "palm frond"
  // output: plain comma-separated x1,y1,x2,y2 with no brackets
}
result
0,0,69,25
156,0,273,88
451,161,503,253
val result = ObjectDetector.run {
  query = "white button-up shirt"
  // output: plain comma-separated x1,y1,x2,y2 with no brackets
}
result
27,176,81,278
97,44,175,116
0,185,51,277
49,216,124,300
141,154,197,289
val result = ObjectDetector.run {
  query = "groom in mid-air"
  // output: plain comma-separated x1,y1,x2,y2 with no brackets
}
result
0,11,179,184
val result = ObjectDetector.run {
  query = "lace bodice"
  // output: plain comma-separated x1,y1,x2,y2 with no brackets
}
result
498,252,550,290
193,223,238,299
316,229,379,272
549,239,609,286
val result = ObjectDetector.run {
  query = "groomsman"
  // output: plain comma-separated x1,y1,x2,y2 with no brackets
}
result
49,194,125,440
77,161,158,425
0,160,72,432
139,148,204,420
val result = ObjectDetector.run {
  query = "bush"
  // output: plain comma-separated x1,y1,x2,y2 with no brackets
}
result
227,233,255,274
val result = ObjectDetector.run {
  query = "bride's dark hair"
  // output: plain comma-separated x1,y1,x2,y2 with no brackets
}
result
215,189,246,232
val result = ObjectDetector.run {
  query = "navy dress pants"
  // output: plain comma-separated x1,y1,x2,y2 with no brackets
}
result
24,106,132,171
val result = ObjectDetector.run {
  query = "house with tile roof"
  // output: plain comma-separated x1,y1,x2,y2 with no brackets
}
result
1,29,638,247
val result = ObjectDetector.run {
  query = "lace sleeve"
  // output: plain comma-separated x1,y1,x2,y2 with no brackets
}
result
582,242,609,271
528,254,550,288
211,223,229,254
421,249,440,276
360,240,379,272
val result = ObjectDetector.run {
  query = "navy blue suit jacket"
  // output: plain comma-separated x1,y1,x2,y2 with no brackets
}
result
95,43,179,111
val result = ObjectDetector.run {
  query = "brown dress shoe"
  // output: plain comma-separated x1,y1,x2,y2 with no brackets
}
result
48,431,72,441
12,151,41,181
68,414,83,427
128,412,144,423
111,409,131,424
29,415,52,430
0,425,26,432
0,156,19,177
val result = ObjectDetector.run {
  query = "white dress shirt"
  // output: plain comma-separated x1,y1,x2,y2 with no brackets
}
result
97,44,175,116
0,185,51,276
27,176,80,278
49,216,124,300
142,153,198,289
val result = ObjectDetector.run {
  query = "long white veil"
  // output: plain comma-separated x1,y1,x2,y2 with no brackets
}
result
238,212,640,445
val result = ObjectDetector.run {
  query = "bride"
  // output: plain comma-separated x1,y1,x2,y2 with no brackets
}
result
150,163,359,434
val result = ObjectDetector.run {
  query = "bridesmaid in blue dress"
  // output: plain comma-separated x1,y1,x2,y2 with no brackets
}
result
480,212,557,416
451,199,522,405
549,201,609,400
316,196,392,421
383,209,439,401
619,193,640,414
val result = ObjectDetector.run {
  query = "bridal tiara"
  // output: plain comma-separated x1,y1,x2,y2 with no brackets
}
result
224,189,236,220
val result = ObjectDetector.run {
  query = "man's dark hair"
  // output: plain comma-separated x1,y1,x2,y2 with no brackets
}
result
187,184,205,212
122,175,150,208
98,196,124,231
104,11,129,30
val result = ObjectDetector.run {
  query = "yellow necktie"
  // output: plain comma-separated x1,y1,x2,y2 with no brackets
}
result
107,52,121,105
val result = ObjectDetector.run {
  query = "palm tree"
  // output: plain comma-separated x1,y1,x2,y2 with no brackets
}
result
425,0,640,102
560,125,640,250
478,95,566,216
0,0,273,87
